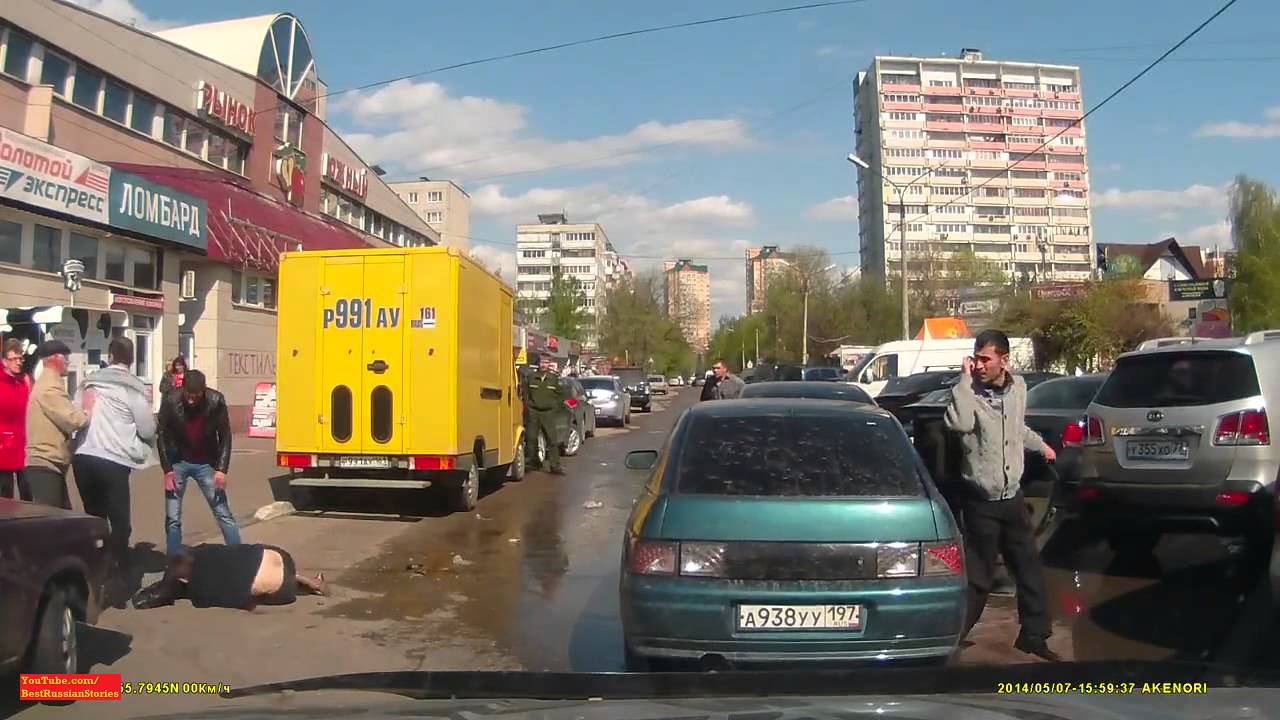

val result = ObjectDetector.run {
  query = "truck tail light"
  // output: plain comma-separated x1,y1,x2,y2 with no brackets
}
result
876,542,920,578
412,455,456,470
628,540,677,575
1215,409,1269,446
277,453,312,468
923,541,962,576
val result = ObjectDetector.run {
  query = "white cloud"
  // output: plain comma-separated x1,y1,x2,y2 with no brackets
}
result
1196,106,1280,139
1092,183,1227,212
66,0,180,31
463,244,515,282
1093,162,1124,174
815,46,841,57
806,194,858,222
472,184,757,317
1184,220,1233,248
336,80,752,181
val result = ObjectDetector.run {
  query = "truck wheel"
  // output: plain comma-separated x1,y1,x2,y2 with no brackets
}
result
453,465,480,512
29,586,79,675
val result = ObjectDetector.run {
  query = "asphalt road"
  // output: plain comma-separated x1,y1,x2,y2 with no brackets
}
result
10,386,1280,717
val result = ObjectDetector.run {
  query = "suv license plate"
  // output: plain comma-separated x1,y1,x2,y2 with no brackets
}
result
338,456,391,469
1125,440,1190,462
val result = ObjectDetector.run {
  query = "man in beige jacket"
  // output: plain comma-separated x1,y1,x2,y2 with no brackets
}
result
25,341,88,509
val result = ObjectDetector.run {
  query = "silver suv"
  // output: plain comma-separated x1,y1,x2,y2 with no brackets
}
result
1071,330,1280,556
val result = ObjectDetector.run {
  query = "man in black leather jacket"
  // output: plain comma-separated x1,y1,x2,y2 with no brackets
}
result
156,370,239,556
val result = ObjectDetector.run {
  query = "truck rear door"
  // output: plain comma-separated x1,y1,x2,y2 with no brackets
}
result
320,256,364,454
360,256,407,456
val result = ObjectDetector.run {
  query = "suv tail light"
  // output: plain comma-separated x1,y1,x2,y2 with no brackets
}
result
1215,409,1269,446
922,541,963,576
1062,415,1104,447
627,540,677,575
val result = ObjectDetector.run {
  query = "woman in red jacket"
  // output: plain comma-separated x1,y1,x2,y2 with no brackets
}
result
0,338,33,499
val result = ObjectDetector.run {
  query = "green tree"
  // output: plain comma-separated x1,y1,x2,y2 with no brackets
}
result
1228,176,1280,332
542,268,591,340
599,273,692,375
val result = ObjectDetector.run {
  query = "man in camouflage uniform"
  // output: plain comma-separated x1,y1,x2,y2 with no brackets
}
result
526,357,566,474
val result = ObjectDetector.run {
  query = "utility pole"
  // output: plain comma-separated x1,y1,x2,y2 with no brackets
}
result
754,327,760,365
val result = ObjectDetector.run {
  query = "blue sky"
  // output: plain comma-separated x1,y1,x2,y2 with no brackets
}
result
90,0,1280,319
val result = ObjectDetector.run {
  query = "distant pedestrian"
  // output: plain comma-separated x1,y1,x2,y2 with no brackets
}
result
709,359,744,400
132,543,327,611
526,357,566,474
944,329,1058,661
73,337,157,603
159,355,187,397
157,369,239,556
24,340,88,509
0,338,33,500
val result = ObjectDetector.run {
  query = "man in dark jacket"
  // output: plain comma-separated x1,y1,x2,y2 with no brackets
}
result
157,370,239,556
526,358,566,474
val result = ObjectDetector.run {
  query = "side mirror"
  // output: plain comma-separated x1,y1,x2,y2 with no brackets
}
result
625,450,658,471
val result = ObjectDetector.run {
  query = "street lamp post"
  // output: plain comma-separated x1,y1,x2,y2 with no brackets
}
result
780,259,837,366
847,154,934,341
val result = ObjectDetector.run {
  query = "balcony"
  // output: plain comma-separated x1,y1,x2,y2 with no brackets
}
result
929,174,968,185
1054,214,1090,225
1010,175,1049,188
926,135,966,149
1008,141,1044,155
1053,124,1084,136
1045,90,1081,101
964,85,1000,96
1045,143,1084,155
1048,158,1087,172
925,119,966,132
881,81,921,93
883,136,926,149
1053,233,1091,245
967,120,1005,134
970,157,1009,169
1011,194,1049,206
924,85,963,96
883,101,924,112
969,137,1006,149
1012,159,1047,171
1003,86,1038,97
971,175,1009,187
1049,178,1087,190
1043,107,1083,120
1008,105,1042,116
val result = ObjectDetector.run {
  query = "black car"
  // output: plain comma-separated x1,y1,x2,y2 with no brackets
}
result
1022,374,1110,501
613,368,653,413
740,381,875,405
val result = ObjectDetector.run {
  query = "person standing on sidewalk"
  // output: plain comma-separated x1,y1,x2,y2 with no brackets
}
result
24,341,87,508
1,338,33,500
159,355,187,398
156,369,239,556
944,329,1059,661
73,337,156,602
526,357,566,475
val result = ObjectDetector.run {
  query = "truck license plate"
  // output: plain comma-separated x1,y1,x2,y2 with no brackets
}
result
736,604,862,631
1125,440,1190,462
338,456,391,469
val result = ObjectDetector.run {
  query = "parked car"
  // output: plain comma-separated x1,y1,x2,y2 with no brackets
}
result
619,398,964,670
875,371,963,428
560,376,596,456
647,375,669,395
614,368,653,413
741,381,875,405
580,376,631,427
1024,374,1110,501
1074,332,1280,557
800,366,842,382
1,502,110,677
669,376,685,388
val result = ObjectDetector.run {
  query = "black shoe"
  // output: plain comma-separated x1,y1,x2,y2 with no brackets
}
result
1014,634,1062,662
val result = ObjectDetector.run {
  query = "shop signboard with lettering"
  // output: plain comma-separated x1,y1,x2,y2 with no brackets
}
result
109,171,207,251
0,128,109,224
1169,278,1229,302
322,153,368,198
196,81,257,136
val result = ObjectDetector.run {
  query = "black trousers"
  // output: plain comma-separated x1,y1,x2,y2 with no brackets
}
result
72,455,133,576
0,470,30,500
22,466,71,509
962,492,1052,639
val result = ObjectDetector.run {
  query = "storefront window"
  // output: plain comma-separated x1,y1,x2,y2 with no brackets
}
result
40,50,70,95
132,315,155,381
72,64,103,111
184,122,206,158
245,276,260,305
207,134,226,169
130,93,156,135
70,232,99,278
104,243,126,283
225,141,246,175
231,271,243,303
128,246,157,289
162,109,184,147
103,79,129,124
3,29,33,80
0,220,20,265
33,224,62,273
262,277,276,309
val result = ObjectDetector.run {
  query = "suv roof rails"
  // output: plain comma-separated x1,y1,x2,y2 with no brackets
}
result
1244,329,1280,345
1136,336,1218,351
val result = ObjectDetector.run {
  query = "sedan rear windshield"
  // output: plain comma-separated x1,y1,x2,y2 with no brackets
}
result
579,378,616,391
1094,351,1260,408
1027,377,1107,410
675,413,923,497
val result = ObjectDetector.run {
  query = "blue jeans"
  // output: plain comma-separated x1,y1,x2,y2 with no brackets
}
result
165,461,241,556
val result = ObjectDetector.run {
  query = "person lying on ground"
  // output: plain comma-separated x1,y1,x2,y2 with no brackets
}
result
132,542,327,610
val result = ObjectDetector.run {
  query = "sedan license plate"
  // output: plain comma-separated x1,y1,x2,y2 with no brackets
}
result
338,456,391,469
1125,440,1190,462
737,604,862,631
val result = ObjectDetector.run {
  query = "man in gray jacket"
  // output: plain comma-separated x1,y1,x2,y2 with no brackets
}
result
73,337,156,605
709,359,744,400
944,329,1058,661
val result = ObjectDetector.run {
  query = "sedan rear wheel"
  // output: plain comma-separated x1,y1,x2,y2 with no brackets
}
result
563,424,583,456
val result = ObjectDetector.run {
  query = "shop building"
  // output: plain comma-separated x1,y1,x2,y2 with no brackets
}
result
0,1,438,430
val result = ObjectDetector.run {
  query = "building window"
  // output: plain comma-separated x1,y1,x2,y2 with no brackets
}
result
33,224,62,273
185,122,207,158
1056,207,1089,218
232,272,278,310
425,211,443,223
231,271,243,303
40,50,70,95
0,219,21,265
428,191,443,202
132,315,155,381
71,64,103,112
128,246,157,289
131,93,156,134
275,102,304,146
103,79,129,124
1055,172,1084,182
162,109,184,147
104,243,126,283
407,192,419,203
2,28,33,80
70,232,99,278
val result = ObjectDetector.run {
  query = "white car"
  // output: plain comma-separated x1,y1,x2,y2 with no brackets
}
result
668,376,684,387
646,374,669,395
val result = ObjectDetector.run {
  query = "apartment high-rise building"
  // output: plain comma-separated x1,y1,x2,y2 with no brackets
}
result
853,48,1094,284
389,178,471,248
663,259,712,354
745,245,787,314
516,213,610,350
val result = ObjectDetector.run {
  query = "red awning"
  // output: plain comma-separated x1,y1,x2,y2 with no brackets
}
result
110,164,373,271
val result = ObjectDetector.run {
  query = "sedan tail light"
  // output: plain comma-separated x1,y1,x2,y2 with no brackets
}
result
565,398,578,409
922,541,963,576
1215,409,1269,446
876,542,920,578
1061,421,1085,447
678,542,728,577
1062,415,1104,447
627,540,677,575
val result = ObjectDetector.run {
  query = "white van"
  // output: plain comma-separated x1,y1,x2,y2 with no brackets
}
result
849,337,1033,396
